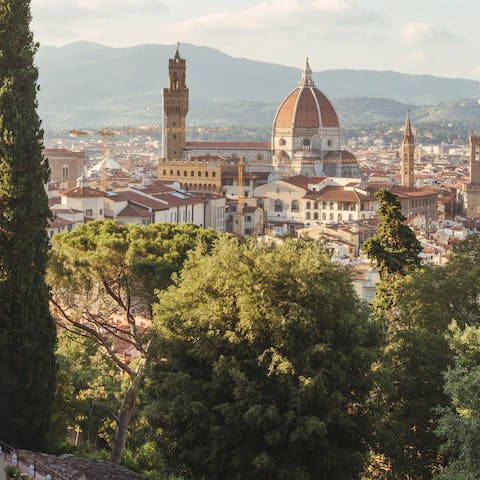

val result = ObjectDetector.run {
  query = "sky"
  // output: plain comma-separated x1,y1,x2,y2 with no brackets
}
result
30,0,480,80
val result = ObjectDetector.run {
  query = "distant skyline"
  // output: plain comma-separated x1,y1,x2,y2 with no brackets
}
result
31,0,479,80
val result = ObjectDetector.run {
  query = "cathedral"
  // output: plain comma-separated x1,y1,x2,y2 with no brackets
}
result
157,45,360,191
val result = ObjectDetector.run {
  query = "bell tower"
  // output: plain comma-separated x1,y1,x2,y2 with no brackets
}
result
400,112,415,187
162,42,189,159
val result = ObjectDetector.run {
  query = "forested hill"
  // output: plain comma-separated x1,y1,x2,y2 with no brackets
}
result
35,42,480,129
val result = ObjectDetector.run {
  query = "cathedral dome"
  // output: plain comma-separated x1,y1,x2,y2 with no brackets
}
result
273,59,339,130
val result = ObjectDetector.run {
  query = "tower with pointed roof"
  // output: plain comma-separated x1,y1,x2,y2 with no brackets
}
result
162,42,189,159
400,112,415,187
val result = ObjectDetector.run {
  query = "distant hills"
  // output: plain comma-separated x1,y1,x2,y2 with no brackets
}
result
35,42,480,130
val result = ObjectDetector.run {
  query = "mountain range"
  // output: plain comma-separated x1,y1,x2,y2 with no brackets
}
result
35,42,480,130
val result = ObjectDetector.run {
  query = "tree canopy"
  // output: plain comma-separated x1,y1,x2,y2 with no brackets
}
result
48,220,220,463
0,0,56,448
147,237,379,480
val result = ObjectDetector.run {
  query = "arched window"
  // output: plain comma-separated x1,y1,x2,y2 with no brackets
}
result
198,171,202,177
177,170,180,176
291,200,299,212
303,138,311,146
329,213,334,221
205,171,209,177
330,202,334,210
313,212,319,220
314,201,319,210
322,212,326,220
338,214,343,222
323,202,327,209
191,171,195,177
170,170,174,176
327,139,332,147
274,199,283,212
183,171,188,177
212,172,216,178
306,212,311,220
306,201,311,210
162,169,166,176
257,199,264,209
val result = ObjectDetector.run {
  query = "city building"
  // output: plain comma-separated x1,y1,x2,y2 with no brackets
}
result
45,148,85,189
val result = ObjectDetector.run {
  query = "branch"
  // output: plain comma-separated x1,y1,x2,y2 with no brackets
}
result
51,298,135,378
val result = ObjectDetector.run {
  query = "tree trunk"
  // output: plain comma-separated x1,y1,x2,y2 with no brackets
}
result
110,386,136,465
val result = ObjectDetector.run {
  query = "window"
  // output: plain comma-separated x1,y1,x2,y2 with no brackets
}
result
306,212,311,220
274,199,283,212
303,138,311,146
177,170,180,176
348,214,353,221
99,209,103,215
306,201,311,210
329,213,334,221
327,140,332,147
61,165,69,180
323,202,327,209
85,209,93,216
170,170,173,175
184,171,188,176
313,212,319,220
338,214,343,222
205,171,209,178
198,171,202,177
162,169,167,176
314,201,319,210
330,202,334,210
212,172,216,178
322,212,326,220
246,216,252,222
257,199,264,208
291,200,299,212
191,171,195,177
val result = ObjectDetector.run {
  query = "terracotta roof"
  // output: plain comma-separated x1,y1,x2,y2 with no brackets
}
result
109,190,168,211
117,205,151,218
308,176,327,184
186,141,271,150
48,217,76,228
51,207,84,214
61,186,106,198
134,182,176,195
273,85,340,130
281,175,309,190
306,186,374,203
390,186,440,199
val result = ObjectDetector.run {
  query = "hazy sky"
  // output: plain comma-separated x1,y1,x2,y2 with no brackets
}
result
30,0,479,79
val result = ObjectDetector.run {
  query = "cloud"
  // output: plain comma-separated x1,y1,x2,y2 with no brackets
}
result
177,0,383,38
403,50,435,65
401,23,461,44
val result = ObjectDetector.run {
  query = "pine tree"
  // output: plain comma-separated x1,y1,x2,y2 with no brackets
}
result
0,0,56,449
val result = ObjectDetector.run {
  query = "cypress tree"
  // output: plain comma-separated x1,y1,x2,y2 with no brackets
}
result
0,0,56,448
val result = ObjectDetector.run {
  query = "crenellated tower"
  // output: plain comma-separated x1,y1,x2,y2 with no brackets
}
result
162,42,189,159
469,134,480,185
400,112,415,187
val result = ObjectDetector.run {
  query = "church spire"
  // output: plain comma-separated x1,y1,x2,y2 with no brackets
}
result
174,39,181,62
400,110,415,187
299,57,314,86
403,110,414,143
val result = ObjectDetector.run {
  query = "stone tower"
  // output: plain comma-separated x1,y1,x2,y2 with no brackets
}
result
469,134,480,185
162,43,189,159
400,112,415,187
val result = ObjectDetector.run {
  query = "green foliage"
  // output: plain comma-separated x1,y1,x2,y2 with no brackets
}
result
362,189,421,279
435,323,480,480
371,236,480,479
48,220,220,463
0,0,56,449
147,237,379,480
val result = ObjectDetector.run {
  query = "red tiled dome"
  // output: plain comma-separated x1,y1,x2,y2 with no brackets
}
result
274,85,339,130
